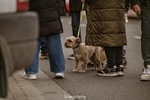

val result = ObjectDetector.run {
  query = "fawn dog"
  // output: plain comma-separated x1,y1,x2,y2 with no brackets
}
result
64,36,106,72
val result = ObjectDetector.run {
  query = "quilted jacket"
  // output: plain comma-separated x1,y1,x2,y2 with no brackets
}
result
29,0,63,37
131,0,150,7
85,0,127,47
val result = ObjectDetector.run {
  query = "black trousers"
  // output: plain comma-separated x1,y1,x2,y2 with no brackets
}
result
70,11,81,38
104,46,123,68
140,4,150,68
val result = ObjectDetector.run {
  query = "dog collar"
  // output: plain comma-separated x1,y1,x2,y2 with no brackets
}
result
73,44,80,49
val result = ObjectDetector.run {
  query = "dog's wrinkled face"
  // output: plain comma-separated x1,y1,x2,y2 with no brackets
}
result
64,36,81,48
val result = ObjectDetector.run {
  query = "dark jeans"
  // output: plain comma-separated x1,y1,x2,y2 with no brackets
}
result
71,11,81,39
104,46,123,68
40,37,48,54
141,5,150,68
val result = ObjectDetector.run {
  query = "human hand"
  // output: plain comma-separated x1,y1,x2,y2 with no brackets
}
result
132,5,141,15
81,0,85,3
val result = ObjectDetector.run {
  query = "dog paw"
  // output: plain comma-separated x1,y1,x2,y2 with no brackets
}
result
79,70,86,73
73,69,79,72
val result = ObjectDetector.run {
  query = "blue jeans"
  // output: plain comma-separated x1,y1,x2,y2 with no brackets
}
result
40,37,48,53
141,5,150,68
71,11,81,38
25,34,65,74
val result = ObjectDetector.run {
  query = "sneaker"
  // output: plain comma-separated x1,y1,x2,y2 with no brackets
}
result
117,65,124,76
40,52,49,60
122,58,127,67
68,54,75,60
88,62,94,66
87,61,94,68
22,72,37,80
125,13,128,23
97,66,118,77
141,65,150,81
122,48,127,67
55,72,64,79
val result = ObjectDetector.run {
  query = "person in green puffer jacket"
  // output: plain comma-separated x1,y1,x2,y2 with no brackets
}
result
81,0,127,77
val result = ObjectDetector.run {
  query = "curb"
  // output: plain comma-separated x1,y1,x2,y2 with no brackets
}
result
0,69,73,100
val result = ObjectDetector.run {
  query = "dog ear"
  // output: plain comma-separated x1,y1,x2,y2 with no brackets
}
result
76,38,81,43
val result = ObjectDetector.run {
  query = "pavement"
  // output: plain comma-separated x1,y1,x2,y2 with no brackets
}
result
0,69,73,100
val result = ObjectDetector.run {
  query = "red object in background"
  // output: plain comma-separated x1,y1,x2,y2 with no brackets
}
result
65,0,70,13
17,0,29,12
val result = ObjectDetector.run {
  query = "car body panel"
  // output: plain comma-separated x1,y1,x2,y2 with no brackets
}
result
0,0,39,97
0,12,39,73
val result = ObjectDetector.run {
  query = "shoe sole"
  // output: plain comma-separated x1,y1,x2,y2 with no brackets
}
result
22,75,37,80
22,76,37,80
141,77,150,81
117,71,124,76
55,76,64,79
97,73,118,77
68,58,75,60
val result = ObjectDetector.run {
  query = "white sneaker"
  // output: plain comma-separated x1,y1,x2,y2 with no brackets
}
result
55,72,64,79
22,72,37,80
141,65,150,81
40,52,49,60
68,54,75,60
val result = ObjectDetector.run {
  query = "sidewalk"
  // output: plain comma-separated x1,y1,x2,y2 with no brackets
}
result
0,69,73,100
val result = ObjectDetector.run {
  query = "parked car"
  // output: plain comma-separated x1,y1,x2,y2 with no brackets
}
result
0,0,39,97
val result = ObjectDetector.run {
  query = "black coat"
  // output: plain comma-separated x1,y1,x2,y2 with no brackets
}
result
131,0,150,7
69,0,87,11
125,0,130,8
30,0,63,37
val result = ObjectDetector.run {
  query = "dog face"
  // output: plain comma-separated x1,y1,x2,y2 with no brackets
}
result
64,36,81,48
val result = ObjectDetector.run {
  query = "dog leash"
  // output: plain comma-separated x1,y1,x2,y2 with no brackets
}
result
77,3,85,38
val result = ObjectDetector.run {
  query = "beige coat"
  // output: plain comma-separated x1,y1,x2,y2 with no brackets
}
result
85,0,127,47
